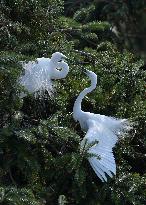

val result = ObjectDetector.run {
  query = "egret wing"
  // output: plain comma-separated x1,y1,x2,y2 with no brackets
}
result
82,119,119,182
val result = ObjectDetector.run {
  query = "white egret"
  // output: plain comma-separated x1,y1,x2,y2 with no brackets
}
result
19,52,69,97
73,69,131,182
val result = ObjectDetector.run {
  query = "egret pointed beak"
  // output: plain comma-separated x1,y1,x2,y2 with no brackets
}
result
81,68,87,74
59,55,68,62
62,55,68,59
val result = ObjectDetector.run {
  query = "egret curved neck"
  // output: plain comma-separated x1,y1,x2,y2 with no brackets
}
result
52,61,69,79
73,80,96,121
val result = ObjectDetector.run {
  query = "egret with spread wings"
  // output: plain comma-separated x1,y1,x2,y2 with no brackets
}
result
73,69,131,182
19,52,69,97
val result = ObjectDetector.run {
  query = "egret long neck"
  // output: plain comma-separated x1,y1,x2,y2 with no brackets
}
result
73,80,96,121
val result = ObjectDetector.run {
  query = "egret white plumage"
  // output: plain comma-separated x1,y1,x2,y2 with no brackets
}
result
73,69,131,182
19,52,69,97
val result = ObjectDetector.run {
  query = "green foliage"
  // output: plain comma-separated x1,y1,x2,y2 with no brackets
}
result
0,187,40,205
0,0,146,204
65,0,146,59
100,0,146,59
64,0,93,16
0,52,23,127
60,16,111,49
73,4,96,23
63,1,113,51
110,173,146,205
0,0,64,54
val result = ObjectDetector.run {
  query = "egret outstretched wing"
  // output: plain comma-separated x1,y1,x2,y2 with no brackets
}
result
82,119,119,182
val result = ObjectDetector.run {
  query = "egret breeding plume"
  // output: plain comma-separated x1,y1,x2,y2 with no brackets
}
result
19,52,69,97
73,69,131,182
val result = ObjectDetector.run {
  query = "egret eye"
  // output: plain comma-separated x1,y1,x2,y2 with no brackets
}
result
58,59,62,62
58,57,66,62
57,57,62,62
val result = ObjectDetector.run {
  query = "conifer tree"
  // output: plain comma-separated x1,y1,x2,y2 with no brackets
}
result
99,0,146,62
0,0,146,204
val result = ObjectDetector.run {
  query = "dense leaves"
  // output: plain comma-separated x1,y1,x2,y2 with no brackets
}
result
0,0,146,204
101,0,146,59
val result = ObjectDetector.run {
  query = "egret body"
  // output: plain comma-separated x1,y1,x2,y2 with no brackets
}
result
73,69,131,182
19,52,69,97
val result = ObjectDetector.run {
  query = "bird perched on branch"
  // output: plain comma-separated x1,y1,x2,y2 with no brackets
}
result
73,69,131,182
19,52,69,97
